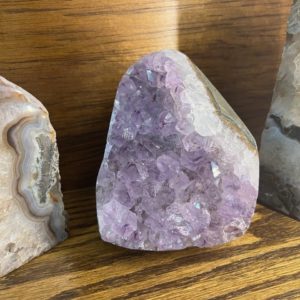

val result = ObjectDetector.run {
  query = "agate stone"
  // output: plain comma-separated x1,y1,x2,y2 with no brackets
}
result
96,50,259,251
260,1,300,220
0,76,67,276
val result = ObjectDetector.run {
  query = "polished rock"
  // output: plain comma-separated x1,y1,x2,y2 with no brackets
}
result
260,1,300,220
97,50,259,251
0,76,67,276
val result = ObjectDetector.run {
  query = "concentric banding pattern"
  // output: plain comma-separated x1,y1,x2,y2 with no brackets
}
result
0,76,67,276
7,113,66,240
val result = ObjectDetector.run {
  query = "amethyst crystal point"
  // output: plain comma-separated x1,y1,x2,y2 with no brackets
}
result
96,50,259,250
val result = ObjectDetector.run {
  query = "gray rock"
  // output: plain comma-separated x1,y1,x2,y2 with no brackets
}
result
259,1,300,220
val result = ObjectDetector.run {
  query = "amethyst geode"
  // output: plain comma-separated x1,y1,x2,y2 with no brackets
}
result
96,50,259,251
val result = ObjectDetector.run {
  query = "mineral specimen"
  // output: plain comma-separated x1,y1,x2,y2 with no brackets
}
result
96,50,259,251
0,76,67,276
260,1,300,220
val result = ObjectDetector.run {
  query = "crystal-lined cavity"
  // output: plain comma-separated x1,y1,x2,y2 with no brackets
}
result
96,50,259,251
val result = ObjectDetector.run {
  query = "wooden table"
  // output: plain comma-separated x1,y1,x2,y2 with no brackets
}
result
1,189,300,299
1,0,300,299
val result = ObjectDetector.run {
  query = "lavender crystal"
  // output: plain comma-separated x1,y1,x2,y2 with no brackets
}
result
97,50,259,251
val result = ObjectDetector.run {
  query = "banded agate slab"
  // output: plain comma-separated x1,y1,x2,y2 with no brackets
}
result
97,50,259,251
260,1,300,220
0,76,67,276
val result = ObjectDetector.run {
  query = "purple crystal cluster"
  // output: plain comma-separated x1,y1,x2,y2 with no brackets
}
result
97,50,258,251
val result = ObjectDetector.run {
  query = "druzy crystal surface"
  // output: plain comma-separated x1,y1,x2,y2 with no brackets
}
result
260,1,300,220
97,50,259,250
